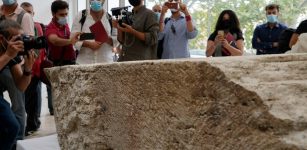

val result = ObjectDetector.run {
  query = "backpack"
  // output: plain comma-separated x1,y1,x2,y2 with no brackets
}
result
17,11,26,25
79,9,113,34
278,28,296,53
157,18,171,59
0,10,25,24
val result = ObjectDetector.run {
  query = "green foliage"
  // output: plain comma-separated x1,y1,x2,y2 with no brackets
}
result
146,0,307,51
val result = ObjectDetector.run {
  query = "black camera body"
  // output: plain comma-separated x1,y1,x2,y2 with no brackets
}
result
16,35,47,56
111,6,133,27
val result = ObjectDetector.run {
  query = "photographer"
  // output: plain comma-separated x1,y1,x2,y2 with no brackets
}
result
159,0,198,59
115,0,159,61
0,0,35,140
0,19,35,150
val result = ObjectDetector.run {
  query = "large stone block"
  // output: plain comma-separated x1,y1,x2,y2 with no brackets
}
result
45,54,307,150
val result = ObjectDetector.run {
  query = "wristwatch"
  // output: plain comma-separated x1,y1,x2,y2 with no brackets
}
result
23,68,32,76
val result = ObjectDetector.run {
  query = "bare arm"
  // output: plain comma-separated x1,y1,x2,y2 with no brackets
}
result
0,54,12,70
11,50,35,92
0,37,24,70
11,63,31,92
159,5,168,32
206,40,216,57
48,32,80,47
117,23,146,41
289,33,299,48
179,3,193,32
223,39,244,56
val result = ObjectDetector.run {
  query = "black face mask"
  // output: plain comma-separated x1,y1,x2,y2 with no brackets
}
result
222,20,231,29
129,0,141,6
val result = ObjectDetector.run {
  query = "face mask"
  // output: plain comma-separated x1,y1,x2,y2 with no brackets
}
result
222,20,231,29
267,15,278,23
90,0,103,12
57,17,67,25
2,0,16,5
128,0,141,7
155,12,161,21
170,9,178,13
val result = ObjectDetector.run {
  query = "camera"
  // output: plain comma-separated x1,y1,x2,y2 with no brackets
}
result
111,6,133,27
16,35,47,56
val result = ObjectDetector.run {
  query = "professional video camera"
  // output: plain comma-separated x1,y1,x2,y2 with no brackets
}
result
16,35,47,56
111,6,133,28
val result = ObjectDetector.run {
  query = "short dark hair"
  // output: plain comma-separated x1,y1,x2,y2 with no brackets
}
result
0,20,22,39
51,0,69,14
265,4,280,12
20,2,33,8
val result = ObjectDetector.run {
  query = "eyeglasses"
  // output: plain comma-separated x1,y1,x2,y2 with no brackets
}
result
171,23,176,34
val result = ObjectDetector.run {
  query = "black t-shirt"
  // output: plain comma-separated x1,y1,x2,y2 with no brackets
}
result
0,56,22,72
295,20,307,34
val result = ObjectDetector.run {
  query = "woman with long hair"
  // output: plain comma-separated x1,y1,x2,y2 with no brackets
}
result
206,10,244,57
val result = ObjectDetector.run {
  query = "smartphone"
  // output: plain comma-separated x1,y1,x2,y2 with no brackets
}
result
165,2,179,10
79,33,95,41
217,30,224,39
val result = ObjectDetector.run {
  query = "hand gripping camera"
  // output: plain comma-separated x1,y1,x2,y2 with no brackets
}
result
111,6,133,28
16,35,47,56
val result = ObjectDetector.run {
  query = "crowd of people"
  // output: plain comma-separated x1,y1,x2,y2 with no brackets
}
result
0,0,306,149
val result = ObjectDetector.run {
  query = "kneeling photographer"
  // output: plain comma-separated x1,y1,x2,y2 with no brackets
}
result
113,0,159,61
0,19,35,150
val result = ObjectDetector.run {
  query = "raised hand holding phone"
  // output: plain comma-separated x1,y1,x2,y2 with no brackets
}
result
165,2,178,10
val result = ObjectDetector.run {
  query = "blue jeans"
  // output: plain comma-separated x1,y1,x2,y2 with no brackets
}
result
0,96,20,150
0,67,25,140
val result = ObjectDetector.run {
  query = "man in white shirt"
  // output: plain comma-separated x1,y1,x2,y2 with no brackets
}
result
71,0,118,64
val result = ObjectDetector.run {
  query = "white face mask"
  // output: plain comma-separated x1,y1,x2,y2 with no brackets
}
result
170,9,178,13
57,17,67,25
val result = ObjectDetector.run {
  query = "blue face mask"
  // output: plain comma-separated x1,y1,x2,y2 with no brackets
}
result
2,0,16,5
90,0,103,12
155,12,161,22
267,15,278,23
57,17,67,25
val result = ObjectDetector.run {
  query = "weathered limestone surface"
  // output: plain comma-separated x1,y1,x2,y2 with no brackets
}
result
46,54,307,150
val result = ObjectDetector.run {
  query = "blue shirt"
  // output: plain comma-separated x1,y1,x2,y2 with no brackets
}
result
158,16,198,59
252,23,287,55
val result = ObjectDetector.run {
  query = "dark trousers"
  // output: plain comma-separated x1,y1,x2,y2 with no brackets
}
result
47,85,53,114
0,96,20,150
25,76,42,132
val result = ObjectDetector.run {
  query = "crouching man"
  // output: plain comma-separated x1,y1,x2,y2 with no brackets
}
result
0,19,35,149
